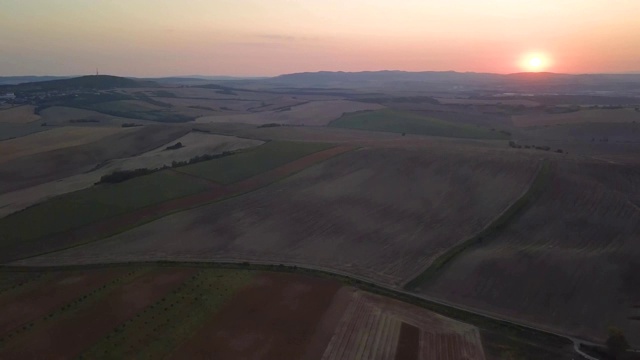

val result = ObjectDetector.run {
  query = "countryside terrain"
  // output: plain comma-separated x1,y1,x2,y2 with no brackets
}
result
0,72,639,359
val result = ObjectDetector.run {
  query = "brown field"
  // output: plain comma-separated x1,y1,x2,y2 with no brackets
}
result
0,126,130,164
0,105,40,123
0,267,486,359
170,272,344,360
424,158,640,347
0,132,263,217
0,125,189,195
0,268,196,359
513,108,640,127
17,146,539,286
0,268,129,336
196,100,385,126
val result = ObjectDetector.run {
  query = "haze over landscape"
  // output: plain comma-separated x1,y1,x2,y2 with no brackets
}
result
2,0,640,76
1,1,640,360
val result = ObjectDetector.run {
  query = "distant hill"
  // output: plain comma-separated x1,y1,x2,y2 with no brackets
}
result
0,76,74,86
265,70,640,94
2,75,157,93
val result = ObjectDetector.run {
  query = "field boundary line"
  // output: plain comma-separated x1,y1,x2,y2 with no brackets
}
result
402,158,552,290
2,259,611,357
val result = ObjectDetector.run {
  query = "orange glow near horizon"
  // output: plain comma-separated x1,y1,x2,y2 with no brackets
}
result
1,0,639,76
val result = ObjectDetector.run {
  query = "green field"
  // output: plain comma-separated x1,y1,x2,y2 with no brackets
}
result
0,171,210,246
177,140,333,184
330,109,509,139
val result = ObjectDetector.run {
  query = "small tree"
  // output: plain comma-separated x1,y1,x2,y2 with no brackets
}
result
606,327,629,359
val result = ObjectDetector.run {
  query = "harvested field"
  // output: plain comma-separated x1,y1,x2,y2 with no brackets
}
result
21,147,539,286
1,145,351,262
330,109,509,140
0,126,130,164
0,105,40,123
196,100,385,126
0,170,212,259
0,132,262,217
513,108,640,127
424,159,640,347
177,140,333,184
0,125,189,194
321,291,485,360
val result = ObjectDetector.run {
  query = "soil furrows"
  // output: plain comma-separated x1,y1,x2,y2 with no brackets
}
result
0,268,131,337
0,268,144,346
0,268,194,359
333,296,371,359
360,308,385,360
321,292,366,360
353,304,382,359
80,268,253,359
367,313,391,360
380,315,402,360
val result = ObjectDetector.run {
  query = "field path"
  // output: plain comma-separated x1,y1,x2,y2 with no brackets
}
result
6,145,354,263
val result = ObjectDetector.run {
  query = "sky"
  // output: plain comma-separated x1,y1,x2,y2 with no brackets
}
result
1,0,639,77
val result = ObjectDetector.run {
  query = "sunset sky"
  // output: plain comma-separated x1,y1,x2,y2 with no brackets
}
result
1,0,639,77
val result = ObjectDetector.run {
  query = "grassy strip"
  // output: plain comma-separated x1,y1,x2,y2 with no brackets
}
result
80,269,253,359
403,159,552,291
329,109,509,140
177,140,333,184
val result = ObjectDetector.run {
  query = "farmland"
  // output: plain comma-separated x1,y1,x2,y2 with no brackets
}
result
18,146,540,287
423,158,640,347
329,109,510,140
196,100,385,126
0,266,491,359
0,105,40,123
0,170,212,248
0,125,189,194
513,107,640,127
177,140,334,184
0,132,263,217
2,74,640,358
0,126,130,164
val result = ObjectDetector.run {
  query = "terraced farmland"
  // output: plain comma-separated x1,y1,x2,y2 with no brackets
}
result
17,146,540,286
423,158,640,347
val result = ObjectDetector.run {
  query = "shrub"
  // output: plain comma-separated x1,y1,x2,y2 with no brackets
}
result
165,142,184,150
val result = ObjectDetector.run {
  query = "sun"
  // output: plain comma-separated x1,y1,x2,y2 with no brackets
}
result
520,53,550,72
529,57,542,69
